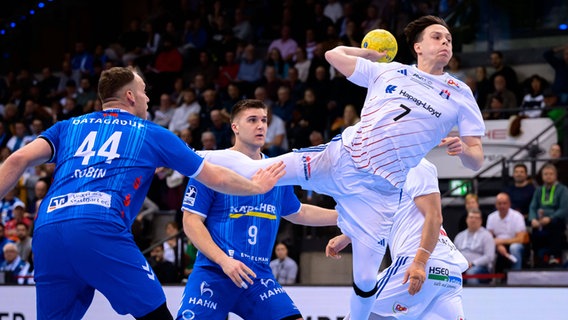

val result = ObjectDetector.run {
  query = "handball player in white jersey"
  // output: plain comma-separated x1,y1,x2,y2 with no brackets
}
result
199,15,484,319
327,159,468,319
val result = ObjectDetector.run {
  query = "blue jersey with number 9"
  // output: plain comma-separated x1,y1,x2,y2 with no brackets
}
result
36,109,204,231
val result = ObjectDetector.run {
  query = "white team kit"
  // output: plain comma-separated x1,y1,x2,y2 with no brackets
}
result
199,58,485,258
367,159,469,320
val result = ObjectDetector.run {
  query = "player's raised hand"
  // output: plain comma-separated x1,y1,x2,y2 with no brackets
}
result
439,137,464,156
219,256,256,289
402,261,426,295
250,161,286,194
326,234,352,259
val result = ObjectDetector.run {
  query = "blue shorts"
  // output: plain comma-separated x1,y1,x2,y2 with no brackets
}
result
177,266,301,320
33,220,166,319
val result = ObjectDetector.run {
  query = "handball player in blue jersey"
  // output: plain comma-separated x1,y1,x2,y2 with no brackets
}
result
0,67,285,320
176,100,338,320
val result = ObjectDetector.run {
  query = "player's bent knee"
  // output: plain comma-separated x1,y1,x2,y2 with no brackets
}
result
353,281,379,298
135,302,173,320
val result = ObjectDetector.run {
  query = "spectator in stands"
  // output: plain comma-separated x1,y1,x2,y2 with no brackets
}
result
148,242,178,284
33,178,49,215
146,35,184,99
458,193,482,233
293,47,312,83
272,85,296,124
542,89,566,145
360,3,381,35
268,25,299,63
547,144,568,185
504,163,536,224
537,144,568,186
152,94,175,128
483,95,509,120
543,44,568,104
15,222,32,263
70,41,94,85
487,193,528,271
232,8,254,43
216,51,239,91
119,18,147,66
447,55,467,81
6,121,33,152
270,242,298,285
519,74,546,118
0,242,31,285
37,67,60,106
484,74,517,118
266,48,290,80
465,75,483,109
263,106,289,157
529,163,568,267
235,44,264,98
1,188,22,225
454,208,496,284
208,109,232,149
201,131,217,151
76,76,97,109
188,51,218,90
260,66,283,103
488,51,519,99
169,89,201,133
330,103,360,136
4,201,32,241
0,223,14,265
187,113,205,151
163,221,184,272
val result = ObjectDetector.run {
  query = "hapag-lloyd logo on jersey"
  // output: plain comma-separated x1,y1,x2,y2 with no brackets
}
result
398,90,442,118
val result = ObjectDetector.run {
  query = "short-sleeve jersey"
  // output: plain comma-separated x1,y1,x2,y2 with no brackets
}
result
486,209,526,239
390,159,469,271
36,109,204,230
345,59,485,187
182,152,301,278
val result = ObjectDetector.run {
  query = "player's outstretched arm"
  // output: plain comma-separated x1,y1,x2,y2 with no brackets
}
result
284,204,338,227
183,211,255,288
439,136,484,171
325,46,384,78
0,138,52,199
195,160,285,196
403,193,442,295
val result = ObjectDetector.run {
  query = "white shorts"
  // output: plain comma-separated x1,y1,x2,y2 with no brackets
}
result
198,139,401,254
370,257,465,320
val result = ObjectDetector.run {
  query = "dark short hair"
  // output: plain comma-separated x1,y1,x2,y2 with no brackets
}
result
404,15,449,58
98,67,135,102
230,99,267,122
513,163,528,172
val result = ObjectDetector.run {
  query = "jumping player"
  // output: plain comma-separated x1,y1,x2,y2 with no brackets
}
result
327,159,468,319
0,67,285,320
176,100,337,320
198,15,484,319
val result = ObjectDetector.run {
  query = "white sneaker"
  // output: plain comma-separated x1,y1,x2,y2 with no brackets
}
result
507,254,518,264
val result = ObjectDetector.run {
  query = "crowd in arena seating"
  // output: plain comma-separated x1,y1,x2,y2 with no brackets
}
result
0,0,567,285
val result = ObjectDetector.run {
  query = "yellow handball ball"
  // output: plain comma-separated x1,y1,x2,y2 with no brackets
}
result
361,29,398,63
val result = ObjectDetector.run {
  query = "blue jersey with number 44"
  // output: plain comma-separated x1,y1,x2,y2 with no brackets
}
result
36,109,204,231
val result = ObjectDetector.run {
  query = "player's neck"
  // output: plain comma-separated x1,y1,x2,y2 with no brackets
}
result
230,142,262,160
416,60,445,75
